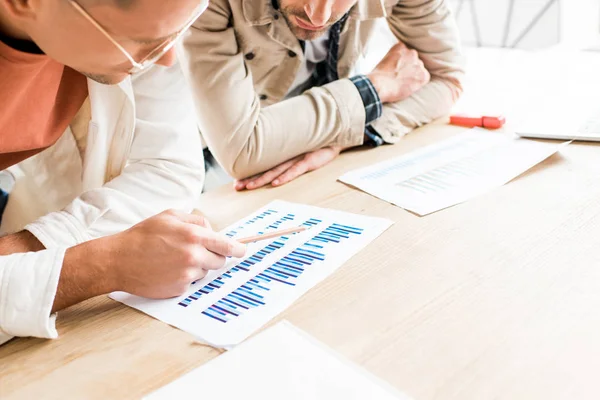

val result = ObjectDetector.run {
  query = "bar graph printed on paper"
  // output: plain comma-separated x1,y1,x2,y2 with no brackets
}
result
110,200,392,347
200,222,363,323
339,129,566,216
393,153,491,195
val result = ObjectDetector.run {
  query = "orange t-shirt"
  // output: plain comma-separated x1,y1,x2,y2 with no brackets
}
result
0,36,88,171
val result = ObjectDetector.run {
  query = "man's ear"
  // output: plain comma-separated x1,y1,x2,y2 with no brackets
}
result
1,0,38,20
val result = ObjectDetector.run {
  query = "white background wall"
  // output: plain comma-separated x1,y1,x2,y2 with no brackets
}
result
560,0,600,48
449,0,600,49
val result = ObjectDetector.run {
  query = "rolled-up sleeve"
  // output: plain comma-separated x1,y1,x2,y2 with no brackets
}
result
374,0,465,142
0,248,65,343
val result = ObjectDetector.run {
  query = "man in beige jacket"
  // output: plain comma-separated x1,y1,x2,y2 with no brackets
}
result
180,0,464,190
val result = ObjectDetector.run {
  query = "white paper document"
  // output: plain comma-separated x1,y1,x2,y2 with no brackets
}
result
339,129,568,216
144,321,410,400
111,201,392,347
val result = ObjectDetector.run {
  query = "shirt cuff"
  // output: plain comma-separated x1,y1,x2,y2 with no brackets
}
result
321,79,367,148
349,75,383,125
0,248,65,339
364,125,385,147
26,205,109,249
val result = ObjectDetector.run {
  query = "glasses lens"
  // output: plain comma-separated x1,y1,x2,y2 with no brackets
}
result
132,0,208,72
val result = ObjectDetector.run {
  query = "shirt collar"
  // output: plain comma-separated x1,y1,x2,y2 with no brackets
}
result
349,0,388,20
243,0,276,26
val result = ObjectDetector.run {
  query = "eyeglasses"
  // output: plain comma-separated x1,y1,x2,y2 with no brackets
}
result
69,0,208,74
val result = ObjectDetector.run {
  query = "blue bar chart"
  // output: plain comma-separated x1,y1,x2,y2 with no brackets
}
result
111,200,392,347
224,209,290,238
178,212,297,308
202,223,364,323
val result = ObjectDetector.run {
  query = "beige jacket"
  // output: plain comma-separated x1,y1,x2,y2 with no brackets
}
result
179,0,464,179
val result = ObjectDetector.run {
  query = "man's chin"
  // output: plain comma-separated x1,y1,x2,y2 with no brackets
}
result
291,25,329,41
82,72,129,86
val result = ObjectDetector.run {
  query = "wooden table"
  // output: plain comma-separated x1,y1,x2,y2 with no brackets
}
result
4,51,600,399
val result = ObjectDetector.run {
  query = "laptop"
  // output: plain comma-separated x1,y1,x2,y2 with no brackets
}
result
515,82,600,142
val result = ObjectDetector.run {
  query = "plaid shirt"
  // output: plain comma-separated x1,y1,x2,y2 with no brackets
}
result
350,76,385,146
302,14,385,146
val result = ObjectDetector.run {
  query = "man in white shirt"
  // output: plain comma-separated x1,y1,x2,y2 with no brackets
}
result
0,0,245,345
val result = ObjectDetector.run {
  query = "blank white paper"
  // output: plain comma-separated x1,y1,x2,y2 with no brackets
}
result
144,321,410,400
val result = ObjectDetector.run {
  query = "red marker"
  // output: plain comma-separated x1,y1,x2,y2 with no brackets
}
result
450,114,506,129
